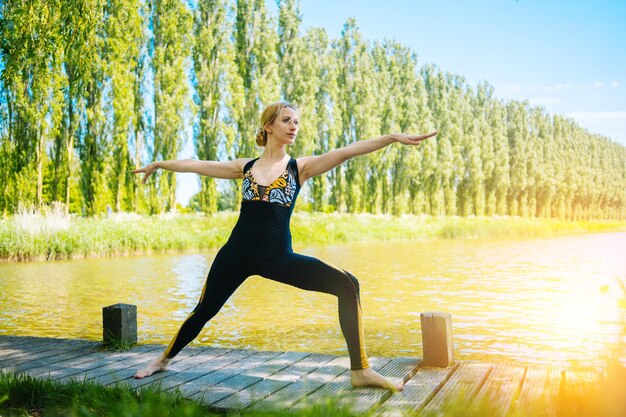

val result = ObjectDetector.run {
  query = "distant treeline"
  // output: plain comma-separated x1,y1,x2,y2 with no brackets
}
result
1,0,624,219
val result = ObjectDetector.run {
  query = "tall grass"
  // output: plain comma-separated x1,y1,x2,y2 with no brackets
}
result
1,207,625,262
0,371,361,417
13,202,71,236
0,209,238,262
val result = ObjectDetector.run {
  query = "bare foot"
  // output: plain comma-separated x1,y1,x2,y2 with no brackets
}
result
134,356,170,379
351,368,404,391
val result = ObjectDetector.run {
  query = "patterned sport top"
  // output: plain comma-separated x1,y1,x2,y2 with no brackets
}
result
242,157,299,207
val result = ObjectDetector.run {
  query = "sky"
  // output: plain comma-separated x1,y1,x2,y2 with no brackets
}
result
176,0,626,206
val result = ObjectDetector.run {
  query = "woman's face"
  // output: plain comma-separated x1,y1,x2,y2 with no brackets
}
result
267,107,299,145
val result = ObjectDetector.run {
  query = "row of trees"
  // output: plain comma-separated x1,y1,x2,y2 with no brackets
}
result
1,0,625,219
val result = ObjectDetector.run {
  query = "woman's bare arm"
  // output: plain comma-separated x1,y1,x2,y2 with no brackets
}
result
298,131,437,183
131,158,254,184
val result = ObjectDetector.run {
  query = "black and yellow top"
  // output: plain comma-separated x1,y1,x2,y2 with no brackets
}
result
228,157,302,256
242,157,300,207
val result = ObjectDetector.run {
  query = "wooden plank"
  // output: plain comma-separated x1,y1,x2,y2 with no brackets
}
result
0,336,83,350
372,364,456,417
561,366,600,397
0,337,92,360
246,355,350,412
473,362,526,417
56,344,177,384
333,357,422,414
241,352,336,385
289,357,392,413
197,351,310,410
126,348,258,392
515,364,561,417
241,353,338,411
97,347,244,387
420,361,492,416
178,350,284,400
29,344,164,381
0,335,49,349
0,339,45,359
124,345,233,390
0,335,62,345
558,366,601,416
207,351,315,410
0,339,97,370
0,339,62,364
6,341,101,373
0,337,80,363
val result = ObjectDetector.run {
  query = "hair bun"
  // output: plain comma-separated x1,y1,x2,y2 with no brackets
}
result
255,128,267,146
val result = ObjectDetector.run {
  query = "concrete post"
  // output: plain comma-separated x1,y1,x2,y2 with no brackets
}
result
103,303,137,345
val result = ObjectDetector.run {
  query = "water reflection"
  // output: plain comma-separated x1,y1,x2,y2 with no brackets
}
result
0,231,624,366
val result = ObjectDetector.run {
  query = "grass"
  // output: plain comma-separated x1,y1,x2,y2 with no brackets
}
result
101,336,137,352
0,372,361,417
1,207,625,262
0,371,217,417
1,361,625,417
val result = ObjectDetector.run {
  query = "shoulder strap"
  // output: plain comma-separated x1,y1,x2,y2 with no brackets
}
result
289,157,301,189
242,158,259,175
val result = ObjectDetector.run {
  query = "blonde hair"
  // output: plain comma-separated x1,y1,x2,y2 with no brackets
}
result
255,101,299,146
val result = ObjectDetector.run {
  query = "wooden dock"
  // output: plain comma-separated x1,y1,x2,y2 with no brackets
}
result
0,335,602,416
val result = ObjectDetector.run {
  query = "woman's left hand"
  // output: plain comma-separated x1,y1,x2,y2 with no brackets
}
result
391,131,438,145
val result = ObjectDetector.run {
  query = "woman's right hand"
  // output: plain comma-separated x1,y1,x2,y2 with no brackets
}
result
131,162,159,184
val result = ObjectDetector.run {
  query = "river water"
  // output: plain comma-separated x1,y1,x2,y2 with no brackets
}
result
1,232,624,366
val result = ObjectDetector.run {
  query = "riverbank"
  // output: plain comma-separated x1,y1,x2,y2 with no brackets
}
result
1,210,625,262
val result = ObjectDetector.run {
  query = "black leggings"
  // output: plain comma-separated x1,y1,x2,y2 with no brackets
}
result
162,244,370,370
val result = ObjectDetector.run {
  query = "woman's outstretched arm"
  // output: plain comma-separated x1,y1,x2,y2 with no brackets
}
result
299,131,437,183
131,158,253,184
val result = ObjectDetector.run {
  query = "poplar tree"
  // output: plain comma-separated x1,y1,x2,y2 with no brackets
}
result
347,26,378,213
531,107,555,218
463,84,486,216
0,0,64,209
278,0,334,212
226,0,279,207
334,18,378,213
473,82,495,215
193,0,230,214
277,0,316,157
488,99,510,215
150,0,193,212
369,41,398,214
131,0,149,212
420,65,443,215
107,0,143,211
302,27,339,212
507,101,529,216
78,5,109,215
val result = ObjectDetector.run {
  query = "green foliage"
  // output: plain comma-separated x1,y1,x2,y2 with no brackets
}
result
0,0,625,219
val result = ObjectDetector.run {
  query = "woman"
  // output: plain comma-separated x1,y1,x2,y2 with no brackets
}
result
131,101,436,391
